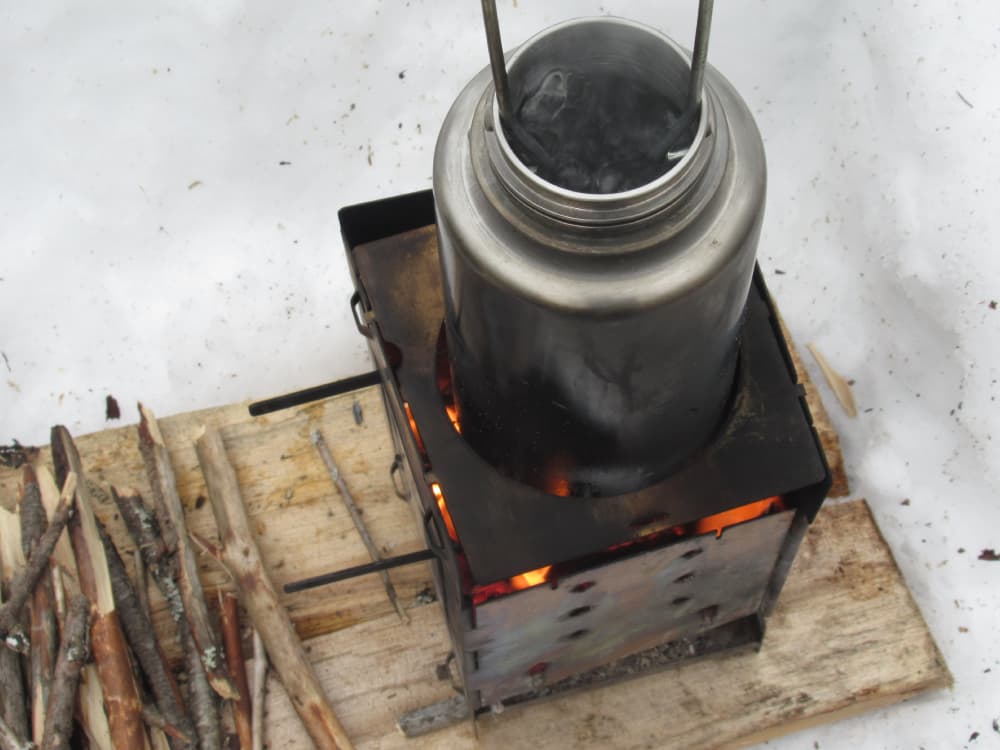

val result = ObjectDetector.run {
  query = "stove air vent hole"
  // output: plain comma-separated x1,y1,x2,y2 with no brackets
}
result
564,605,593,619
671,596,691,606
563,629,590,641
681,548,703,560
673,572,696,584
570,580,596,593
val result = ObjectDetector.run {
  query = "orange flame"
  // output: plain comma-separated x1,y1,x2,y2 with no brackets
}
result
445,402,462,434
404,402,427,457
510,565,553,591
694,496,784,539
430,482,459,543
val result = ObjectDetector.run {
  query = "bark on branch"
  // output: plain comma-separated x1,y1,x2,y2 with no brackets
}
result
40,594,90,750
137,404,237,701
0,532,28,743
112,487,220,750
96,520,195,749
20,465,58,745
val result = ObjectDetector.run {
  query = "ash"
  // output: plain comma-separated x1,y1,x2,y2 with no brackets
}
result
508,67,688,194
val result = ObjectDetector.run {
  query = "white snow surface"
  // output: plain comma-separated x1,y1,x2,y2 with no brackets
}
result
1,2,997,747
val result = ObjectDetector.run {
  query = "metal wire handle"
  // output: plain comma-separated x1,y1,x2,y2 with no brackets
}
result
478,0,717,126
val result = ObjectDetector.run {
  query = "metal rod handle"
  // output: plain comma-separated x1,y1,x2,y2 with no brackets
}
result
480,0,716,123
686,0,715,110
480,0,513,128
283,549,437,594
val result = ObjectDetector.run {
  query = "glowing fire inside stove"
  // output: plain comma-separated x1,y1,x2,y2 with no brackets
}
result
404,401,427,457
694,496,784,538
510,565,553,590
426,455,785,607
430,482,459,543
445,402,462,434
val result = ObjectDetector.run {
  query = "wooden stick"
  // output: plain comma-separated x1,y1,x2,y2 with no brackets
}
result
31,463,80,580
150,729,172,750
132,542,174,750
51,425,151,750
21,465,58,745
96,520,195,749
195,426,354,750
312,430,408,623
807,343,858,418
112,488,221,750
251,631,267,750
220,593,252,750
137,404,237,701
0,472,76,643
0,508,24,581
111,489,177,621
40,594,90,750
184,640,221,750
0,535,28,743
141,705,193,746
42,505,113,750
0,716,32,750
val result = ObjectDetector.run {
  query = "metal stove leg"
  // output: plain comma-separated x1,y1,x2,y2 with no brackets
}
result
397,695,472,738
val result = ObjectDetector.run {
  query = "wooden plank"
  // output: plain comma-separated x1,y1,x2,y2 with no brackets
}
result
260,500,951,749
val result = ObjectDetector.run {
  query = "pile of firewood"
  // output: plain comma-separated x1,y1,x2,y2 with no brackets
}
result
0,407,352,750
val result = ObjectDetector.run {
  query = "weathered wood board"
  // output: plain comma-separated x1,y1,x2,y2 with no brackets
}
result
259,501,951,750
0,373,941,749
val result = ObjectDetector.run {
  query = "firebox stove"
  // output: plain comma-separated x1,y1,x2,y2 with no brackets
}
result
278,1,831,736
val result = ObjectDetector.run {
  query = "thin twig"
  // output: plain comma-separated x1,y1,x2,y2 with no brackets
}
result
312,429,408,624
807,343,858,418
0,473,76,642
21,466,57,745
96,521,194,749
251,631,267,750
38,497,112,750
0,539,28,741
141,705,193,746
40,594,90,750
111,487,221,750
137,404,237,700
221,593,252,750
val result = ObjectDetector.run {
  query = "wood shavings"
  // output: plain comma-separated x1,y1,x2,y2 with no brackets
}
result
807,343,857,418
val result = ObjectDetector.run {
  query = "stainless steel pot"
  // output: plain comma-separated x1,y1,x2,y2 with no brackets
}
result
433,16,766,497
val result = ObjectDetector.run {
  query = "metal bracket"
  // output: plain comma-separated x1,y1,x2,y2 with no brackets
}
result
390,455,410,500
350,290,374,338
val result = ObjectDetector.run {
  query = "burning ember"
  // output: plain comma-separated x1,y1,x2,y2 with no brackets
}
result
694,496,784,538
455,486,786,608
430,482,459,543
510,565,553,590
